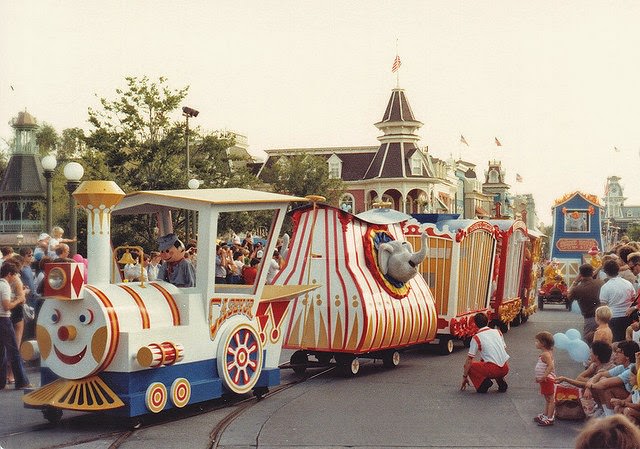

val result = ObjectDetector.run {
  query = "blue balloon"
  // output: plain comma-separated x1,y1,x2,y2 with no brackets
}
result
566,328,582,340
553,332,570,350
567,339,591,363
571,301,581,314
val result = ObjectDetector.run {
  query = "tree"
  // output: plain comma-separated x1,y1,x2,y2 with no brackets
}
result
85,76,255,250
36,123,59,156
261,153,346,205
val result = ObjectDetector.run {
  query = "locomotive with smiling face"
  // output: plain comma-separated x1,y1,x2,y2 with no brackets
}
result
23,181,316,423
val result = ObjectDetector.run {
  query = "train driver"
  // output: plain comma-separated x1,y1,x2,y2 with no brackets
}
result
156,233,196,288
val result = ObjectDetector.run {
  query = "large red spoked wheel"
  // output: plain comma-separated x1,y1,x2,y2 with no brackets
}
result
217,322,263,394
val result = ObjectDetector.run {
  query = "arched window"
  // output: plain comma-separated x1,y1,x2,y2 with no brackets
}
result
340,194,355,214
488,169,499,183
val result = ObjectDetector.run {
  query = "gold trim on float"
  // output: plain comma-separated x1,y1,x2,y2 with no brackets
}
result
23,377,124,411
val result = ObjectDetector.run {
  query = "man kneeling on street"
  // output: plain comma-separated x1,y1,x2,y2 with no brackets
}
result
461,313,510,393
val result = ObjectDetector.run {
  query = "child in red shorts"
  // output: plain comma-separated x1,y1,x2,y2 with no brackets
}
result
534,331,556,426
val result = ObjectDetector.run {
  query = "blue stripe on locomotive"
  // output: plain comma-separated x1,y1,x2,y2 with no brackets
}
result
39,350,279,417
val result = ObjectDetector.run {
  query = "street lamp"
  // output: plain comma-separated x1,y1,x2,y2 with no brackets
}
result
63,162,84,256
188,178,200,240
182,106,199,241
41,154,57,233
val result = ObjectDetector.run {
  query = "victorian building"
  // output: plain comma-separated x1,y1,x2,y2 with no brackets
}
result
601,175,640,241
260,86,498,217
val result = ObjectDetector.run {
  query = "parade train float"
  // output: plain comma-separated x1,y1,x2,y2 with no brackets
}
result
403,218,498,353
486,219,529,330
276,200,438,375
539,192,604,309
21,181,317,423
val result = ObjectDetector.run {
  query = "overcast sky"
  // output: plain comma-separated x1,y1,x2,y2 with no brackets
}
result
2,1,639,225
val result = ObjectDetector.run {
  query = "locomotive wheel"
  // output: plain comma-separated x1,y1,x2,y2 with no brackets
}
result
253,387,269,401
438,337,454,356
382,350,400,368
336,355,359,377
42,407,63,424
129,417,143,430
290,350,308,375
538,296,544,310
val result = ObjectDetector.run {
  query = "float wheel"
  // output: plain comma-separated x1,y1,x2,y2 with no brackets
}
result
438,337,454,356
538,296,544,310
290,350,308,376
253,387,269,401
42,407,63,424
336,355,360,377
498,321,510,334
382,350,400,368
511,313,521,327
217,322,263,394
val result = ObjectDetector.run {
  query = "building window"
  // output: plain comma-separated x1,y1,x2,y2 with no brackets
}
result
411,155,422,175
488,169,499,183
340,194,355,214
627,210,633,218
327,154,342,179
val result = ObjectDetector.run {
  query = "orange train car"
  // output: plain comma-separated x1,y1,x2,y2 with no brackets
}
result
404,218,498,353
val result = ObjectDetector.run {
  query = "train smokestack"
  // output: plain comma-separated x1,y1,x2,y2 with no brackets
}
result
73,181,125,284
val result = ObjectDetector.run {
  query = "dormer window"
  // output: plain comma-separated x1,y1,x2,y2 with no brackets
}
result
327,154,342,179
410,153,422,175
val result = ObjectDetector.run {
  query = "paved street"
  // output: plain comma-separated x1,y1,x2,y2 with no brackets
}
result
1,306,587,449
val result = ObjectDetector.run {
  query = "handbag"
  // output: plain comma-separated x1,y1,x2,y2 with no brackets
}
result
554,384,585,420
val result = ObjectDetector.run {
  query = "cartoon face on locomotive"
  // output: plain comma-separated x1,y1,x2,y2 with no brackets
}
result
23,181,316,423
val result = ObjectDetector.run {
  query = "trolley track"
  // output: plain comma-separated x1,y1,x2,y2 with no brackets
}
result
2,366,334,449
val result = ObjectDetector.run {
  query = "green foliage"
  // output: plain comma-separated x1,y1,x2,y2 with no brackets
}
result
626,223,640,242
85,76,257,251
261,153,346,205
36,123,59,156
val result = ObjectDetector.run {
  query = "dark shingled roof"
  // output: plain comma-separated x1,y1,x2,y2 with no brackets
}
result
0,154,46,199
379,89,417,123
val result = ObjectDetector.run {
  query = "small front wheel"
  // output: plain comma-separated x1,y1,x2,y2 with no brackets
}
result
253,387,269,401
438,337,454,355
42,407,63,424
290,350,308,376
336,355,360,377
382,350,400,368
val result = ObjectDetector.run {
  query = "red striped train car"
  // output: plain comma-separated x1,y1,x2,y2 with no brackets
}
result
277,202,438,375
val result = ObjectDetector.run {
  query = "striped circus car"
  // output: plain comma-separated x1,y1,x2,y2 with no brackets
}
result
404,218,498,353
277,202,438,376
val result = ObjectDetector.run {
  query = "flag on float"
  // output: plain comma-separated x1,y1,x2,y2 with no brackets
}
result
460,134,469,146
494,137,502,146
391,55,401,73
516,173,523,182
